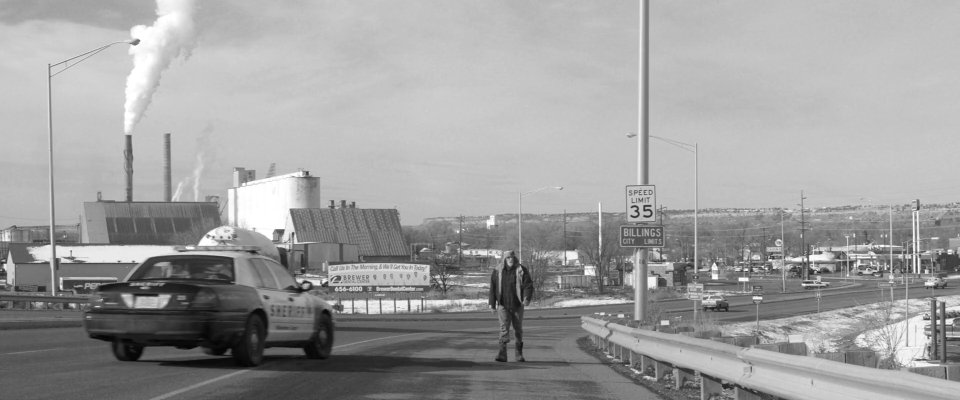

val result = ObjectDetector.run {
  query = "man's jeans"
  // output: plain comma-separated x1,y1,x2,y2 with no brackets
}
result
497,305,524,344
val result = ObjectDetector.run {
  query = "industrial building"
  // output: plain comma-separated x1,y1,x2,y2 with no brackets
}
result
225,167,411,270
4,243,176,293
283,206,411,271
225,167,322,237
1,136,410,291
81,201,221,245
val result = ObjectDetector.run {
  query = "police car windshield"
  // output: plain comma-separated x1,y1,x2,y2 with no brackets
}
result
128,256,235,282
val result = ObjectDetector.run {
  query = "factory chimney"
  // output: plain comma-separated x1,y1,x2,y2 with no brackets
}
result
163,133,172,201
124,134,134,202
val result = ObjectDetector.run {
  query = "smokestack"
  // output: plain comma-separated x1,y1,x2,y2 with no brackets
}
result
163,133,171,201
124,134,134,202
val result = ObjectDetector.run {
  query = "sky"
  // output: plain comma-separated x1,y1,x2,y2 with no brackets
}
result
2,1,960,228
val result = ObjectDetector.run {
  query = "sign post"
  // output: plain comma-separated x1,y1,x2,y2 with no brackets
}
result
753,294,763,333
688,283,703,322
816,288,822,317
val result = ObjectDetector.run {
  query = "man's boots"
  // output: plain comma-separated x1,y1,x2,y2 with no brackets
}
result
516,342,525,362
495,343,508,362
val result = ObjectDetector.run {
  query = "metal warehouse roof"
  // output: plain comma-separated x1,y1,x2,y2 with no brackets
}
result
82,201,222,245
288,208,410,257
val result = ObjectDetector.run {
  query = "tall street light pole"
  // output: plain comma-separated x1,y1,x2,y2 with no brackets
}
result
627,0,651,323
518,186,563,264
47,38,139,295
648,135,698,281
844,234,850,278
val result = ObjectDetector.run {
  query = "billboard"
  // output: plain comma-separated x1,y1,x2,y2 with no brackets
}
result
328,263,431,293
60,277,118,294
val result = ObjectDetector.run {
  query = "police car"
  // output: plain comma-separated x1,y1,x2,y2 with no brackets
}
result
83,245,335,367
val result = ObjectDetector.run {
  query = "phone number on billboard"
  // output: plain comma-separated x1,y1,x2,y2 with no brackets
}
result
334,286,366,293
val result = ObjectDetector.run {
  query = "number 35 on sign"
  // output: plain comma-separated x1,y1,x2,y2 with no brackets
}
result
625,185,656,223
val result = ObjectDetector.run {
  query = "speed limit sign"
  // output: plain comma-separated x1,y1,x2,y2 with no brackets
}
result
626,185,656,223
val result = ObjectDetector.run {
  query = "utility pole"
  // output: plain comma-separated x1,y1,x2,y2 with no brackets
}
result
458,215,463,269
563,209,567,267
800,191,808,280
781,211,786,293
762,227,767,269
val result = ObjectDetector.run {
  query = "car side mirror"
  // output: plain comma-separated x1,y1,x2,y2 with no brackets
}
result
300,281,314,292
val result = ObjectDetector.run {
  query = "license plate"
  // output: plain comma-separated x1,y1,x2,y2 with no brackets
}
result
134,296,160,309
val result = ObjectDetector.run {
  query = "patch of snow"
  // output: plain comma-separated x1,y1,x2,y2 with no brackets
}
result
552,298,633,307
724,294,960,366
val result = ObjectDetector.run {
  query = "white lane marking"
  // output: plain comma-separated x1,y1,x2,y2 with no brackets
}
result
2,348,64,356
332,332,421,349
149,369,250,400
147,332,425,400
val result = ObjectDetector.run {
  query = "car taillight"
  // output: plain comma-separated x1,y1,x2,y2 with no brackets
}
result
190,288,219,310
90,292,121,309
89,293,105,309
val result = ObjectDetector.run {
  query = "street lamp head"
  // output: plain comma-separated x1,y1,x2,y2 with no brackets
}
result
129,38,141,46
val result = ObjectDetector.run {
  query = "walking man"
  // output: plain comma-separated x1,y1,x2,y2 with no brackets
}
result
489,250,534,362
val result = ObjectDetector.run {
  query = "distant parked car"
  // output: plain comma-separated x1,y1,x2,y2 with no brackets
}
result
701,294,729,311
856,266,883,277
801,280,829,289
923,310,960,320
925,277,947,289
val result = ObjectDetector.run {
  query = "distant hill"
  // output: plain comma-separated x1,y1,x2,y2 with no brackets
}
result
417,203,960,259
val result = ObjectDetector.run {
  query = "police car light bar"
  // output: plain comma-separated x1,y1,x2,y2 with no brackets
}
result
174,245,261,252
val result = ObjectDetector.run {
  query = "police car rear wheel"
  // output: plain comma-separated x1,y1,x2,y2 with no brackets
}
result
304,313,333,359
232,315,265,366
112,340,144,361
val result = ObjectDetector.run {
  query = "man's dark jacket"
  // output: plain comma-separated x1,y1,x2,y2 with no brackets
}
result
488,263,534,310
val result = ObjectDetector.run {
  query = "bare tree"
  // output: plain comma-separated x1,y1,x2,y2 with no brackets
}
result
520,221,564,298
854,301,908,369
574,215,623,293
525,256,551,301
429,256,456,295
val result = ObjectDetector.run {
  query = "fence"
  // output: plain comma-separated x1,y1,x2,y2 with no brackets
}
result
0,293,90,310
582,315,960,400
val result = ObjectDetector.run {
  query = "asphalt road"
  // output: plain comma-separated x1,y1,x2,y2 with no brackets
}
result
0,313,660,400
1,277,955,399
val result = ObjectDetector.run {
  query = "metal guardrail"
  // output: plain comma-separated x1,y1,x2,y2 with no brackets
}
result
582,315,960,400
0,294,90,304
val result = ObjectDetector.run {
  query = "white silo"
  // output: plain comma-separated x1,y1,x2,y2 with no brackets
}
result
225,169,321,236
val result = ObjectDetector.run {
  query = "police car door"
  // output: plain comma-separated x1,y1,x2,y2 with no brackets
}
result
255,258,314,341
249,258,296,342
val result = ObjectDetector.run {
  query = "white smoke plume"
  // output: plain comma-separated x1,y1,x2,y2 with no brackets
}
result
171,124,213,202
191,150,205,201
124,0,198,134
191,124,214,201
171,180,186,201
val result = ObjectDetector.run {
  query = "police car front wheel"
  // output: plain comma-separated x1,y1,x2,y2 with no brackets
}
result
304,313,334,360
